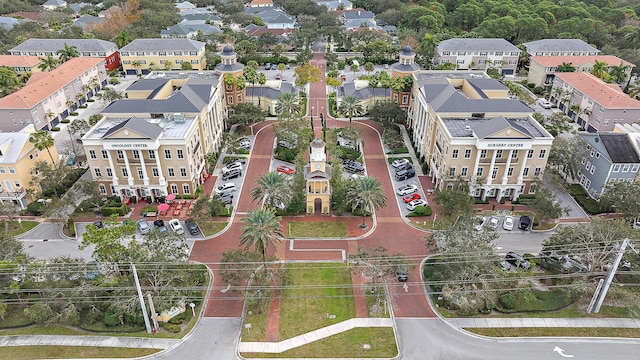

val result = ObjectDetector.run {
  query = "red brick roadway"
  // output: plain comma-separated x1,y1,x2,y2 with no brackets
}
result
190,52,435,324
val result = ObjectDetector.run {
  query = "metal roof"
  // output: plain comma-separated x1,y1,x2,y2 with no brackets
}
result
599,133,640,163
523,39,600,53
9,38,116,53
120,38,205,52
103,117,163,140
436,38,519,52
442,117,549,139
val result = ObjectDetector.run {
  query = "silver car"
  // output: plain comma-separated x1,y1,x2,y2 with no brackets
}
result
136,219,150,235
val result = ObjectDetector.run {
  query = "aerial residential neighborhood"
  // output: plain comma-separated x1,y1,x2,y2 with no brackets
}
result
1,0,640,359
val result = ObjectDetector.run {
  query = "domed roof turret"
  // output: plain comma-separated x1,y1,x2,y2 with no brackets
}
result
401,45,414,56
221,45,234,56
310,138,326,148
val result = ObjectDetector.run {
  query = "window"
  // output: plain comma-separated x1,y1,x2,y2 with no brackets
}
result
464,149,471,159
496,150,503,158
632,165,639,172
480,51,487,56
122,168,128,177
149,150,156,159
98,184,107,194
8,167,15,174
449,167,456,177
175,60,183,64
613,164,621,172
191,60,199,64
507,167,514,176
476,167,484,176
177,149,184,159
495,51,503,56
14,181,21,188
152,168,159,177
168,167,175,177
180,167,187,177
89,150,96,159
446,183,454,191
622,164,630,172
511,151,518,159
527,150,534,158
492,167,498,179
171,184,178,194
117,150,124,159
402,95,408,104
137,168,144,179
106,168,112,177
94,168,101,177
133,150,140,159
461,167,468,176
457,60,465,64
590,150,595,157
174,51,182,56
480,150,487,158
590,165,595,174
0,167,5,174
523,167,529,176
452,149,459,159
164,149,171,159
529,183,537,194
539,149,546,159
99,150,108,159
183,184,191,194
534,167,541,177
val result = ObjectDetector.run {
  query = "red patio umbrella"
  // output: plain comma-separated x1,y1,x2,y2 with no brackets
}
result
165,194,176,201
157,203,170,212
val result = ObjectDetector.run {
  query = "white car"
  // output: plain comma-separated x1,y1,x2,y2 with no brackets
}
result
503,216,515,231
168,219,184,235
214,182,237,195
407,199,428,211
473,216,486,231
488,216,500,229
222,161,243,173
396,184,418,196
538,98,552,109
391,158,410,168
238,138,251,148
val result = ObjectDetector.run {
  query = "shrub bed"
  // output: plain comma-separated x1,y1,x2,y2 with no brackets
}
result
51,127,60,131
387,147,409,154
568,184,603,214
61,119,71,123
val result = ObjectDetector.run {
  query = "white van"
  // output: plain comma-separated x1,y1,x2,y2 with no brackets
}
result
538,98,552,109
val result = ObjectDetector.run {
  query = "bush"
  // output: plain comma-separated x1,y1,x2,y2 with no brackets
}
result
51,127,60,131
337,60,346,70
168,312,186,324
70,111,79,116
275,147,296,163
527,83,536,89
500,293,516,309
67,218,76,236
568,184,603,214
101,203,127,216
407,205,431,217
387,147,409,154
159,322,181,333
61,119,71,123
79,105,87,109
27,202,46,216
87,98,95,102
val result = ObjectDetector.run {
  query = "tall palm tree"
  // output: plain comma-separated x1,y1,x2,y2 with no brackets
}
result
338,95,364,124
240,208,283,263
164,60,173,71
346,176,387,229
590,60,610,81
609,62,629,84
257,72,267,106
251,171,292,210
114,30,132,49
38,54,58,72
275,92,300,120
368,74,380,103
244,66,257,100
31,130,56,164
56,43,78,63
131,60,142,77
625,27,640,49
556,62,575,72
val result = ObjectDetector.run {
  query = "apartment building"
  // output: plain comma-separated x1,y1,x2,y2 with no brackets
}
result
408,71,554,201
551,72,640,132
82,71,225,200
0,55,43,74
8,38,120,72
522,39,600,57
527,55,633,86
577,133,640,199
0,125,59,210
0,57,108,132
433,38,520,76
119,39,206,75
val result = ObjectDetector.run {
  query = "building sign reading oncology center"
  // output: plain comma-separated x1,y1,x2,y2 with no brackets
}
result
104,142,156,149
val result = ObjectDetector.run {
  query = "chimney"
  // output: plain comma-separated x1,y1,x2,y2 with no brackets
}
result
358,10,361,15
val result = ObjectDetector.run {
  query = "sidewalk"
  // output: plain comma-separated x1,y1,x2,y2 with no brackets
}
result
0,334,179,349
449,317,640,328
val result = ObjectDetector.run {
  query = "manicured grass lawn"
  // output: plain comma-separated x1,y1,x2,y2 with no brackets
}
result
386,157,412,165
0,346,158,359
468,328,640,338
364,283,390,318
241,327,398,358
242,299,270,342
279,263,356,339
201,221,227,237
287,222,347,238
4,220,39,237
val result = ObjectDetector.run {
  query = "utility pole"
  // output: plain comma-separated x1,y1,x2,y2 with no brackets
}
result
131,263,152,334
147,293,159,333
593,238,637,313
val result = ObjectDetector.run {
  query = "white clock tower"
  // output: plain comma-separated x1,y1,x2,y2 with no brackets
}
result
304,138,332,214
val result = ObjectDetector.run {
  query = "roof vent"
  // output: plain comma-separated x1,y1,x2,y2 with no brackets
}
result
595,138,599,142
173,113,185,123
465,125,471,131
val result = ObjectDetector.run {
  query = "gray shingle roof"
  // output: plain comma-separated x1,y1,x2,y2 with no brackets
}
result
523,39,600,53
599,134,640,163
9,38,115,53
341,10,374,19
391,63,421,73
339,82,390,100
73,15,105,28
215,63,245,72
103,117,163,140
442,117,549,139
120,39,205,52
161,21,221,36
436,38,519,52
247,82,293,99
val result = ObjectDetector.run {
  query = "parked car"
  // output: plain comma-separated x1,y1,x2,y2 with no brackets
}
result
222,168,242,181
397,184,418,196
168,219,184,235
395,168,415,181
407,199,428,211
136,219,151,235
343,161,364,173
214,182,237,195
519,215,532,230
488,216,500,229
539,251,588,273
395,162,413,172
92,220,104,229
153,219,168,233
222,161,243,173
277,165,295,175
271,63,278,70
503,216,514,231
285,63,290,69
473,216,486,231
396,264,408,282
538,98,552,109
238,138,251,149
264,62,271,70
275,74,281,80
391,158,410,168
185,218,200,235
505,252,530,270
402,193,421,203
216,192,233,205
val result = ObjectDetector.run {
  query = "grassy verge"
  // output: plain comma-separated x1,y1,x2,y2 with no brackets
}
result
386,156,412,164
4,220,39,237
279,263,356,339
241,327,397,358
364,283,390,318
0,346,159,359
287,222,347,238
468,327,640,338
242,298,270,342
201,221,227,237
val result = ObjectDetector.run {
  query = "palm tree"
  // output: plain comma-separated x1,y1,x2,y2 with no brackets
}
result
114,30,132,49
148,61,157,72
556,62,575,72
244,66,258,101
350,63,359,81
275,92,300,120
625,27,640,49
56,43,78,63
338,95,364,124
277,63,286,77
364,61,375,77
590,60,610,81
240,208,283,263
368,74,380,103
164,60,173,71
31,130,56,164
257,72,267,106
609,62,629,84
131,60,142,77
38,54,58,72
246,60,259,71
251,171,292,210
346,176,387,229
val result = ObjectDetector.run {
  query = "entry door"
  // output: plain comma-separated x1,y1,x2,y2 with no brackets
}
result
4,180,12,192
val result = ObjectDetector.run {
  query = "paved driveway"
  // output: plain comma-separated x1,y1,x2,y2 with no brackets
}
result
542,172,588,219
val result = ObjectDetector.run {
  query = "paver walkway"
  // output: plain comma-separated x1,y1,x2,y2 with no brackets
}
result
449,317,640,328
0,335,179,349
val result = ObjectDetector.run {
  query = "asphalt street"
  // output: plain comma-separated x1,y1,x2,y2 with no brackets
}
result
152,318,240,359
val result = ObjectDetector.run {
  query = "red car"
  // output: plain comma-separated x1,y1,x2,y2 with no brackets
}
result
277,165,294,175
402,193,421,203
275,74,282,80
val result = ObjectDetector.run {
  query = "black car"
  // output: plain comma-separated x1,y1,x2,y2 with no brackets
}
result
395,163,414,172
343,161,364,173
185,218,200,235
505,252,530,270
153,219,168,233
395,168,415,181
519,216,532,230
396,264,408,282
92,220,104,229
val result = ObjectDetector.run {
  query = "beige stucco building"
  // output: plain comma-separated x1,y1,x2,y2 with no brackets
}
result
407,71,554,201
82,71,225,200
527,55,634,87
119,39,206,76
304,139,331,214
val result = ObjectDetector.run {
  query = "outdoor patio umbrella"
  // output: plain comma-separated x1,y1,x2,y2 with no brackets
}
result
157,203,170,212
165,194,176,201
